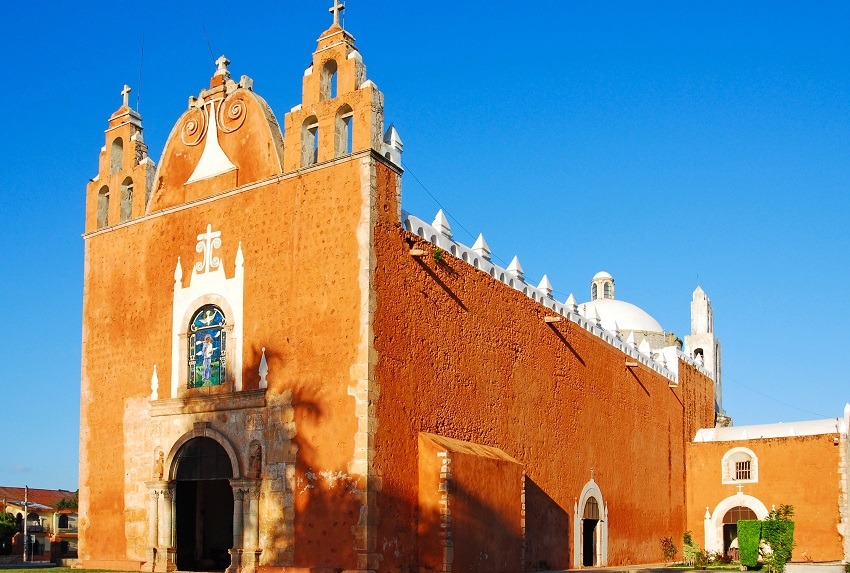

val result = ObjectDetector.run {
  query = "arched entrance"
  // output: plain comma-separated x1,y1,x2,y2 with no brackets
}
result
573,479,608,568
172,437,234,571
705,494,769,554
721,506,757,558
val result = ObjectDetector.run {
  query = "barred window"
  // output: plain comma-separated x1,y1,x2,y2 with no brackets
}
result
735,460,751,481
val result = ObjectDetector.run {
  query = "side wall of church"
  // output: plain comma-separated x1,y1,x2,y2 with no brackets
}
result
371,218,716,570
686,436,843,561
80,155,376,570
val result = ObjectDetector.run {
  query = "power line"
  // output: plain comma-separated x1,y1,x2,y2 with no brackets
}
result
202,25,215,61
401,160,575,297
724,375,829,419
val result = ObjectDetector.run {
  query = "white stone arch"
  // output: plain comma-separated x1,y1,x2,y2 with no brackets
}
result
165,424,243,480
573,479,609,568
704,493,769,554
721,446,759,484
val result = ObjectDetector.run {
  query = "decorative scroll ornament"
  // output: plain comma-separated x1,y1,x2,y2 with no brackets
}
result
195,224,223,274
217,93,247,134
181,106,208,147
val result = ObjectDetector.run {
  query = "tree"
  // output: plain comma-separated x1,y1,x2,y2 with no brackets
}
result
56,490,79,510
762,505,795,573
0,513,16,539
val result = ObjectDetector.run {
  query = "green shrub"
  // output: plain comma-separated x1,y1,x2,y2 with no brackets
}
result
738,519,762,568
762,515,795,572
0,513,15,539
661,536,677,564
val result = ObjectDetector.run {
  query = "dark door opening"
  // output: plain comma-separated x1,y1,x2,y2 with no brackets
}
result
173,437,234,572
582,519,598,566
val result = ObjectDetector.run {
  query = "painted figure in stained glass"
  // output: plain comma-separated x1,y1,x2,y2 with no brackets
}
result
188,305,226,388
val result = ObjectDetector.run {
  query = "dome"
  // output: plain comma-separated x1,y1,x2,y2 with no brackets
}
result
593,271,613,280
581,298,664,334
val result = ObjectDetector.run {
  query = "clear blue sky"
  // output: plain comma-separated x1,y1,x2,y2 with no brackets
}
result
1,1,848,490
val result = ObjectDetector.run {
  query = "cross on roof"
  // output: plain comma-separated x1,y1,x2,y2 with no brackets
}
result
215,55,230,77
121,84,131,108
329,0,345,27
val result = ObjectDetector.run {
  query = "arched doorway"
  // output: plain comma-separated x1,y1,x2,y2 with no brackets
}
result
721,506,757,558
573,479,608,568
705,494,769,554
172,437,234,571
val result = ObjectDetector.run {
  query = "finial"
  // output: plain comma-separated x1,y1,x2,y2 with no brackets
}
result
329,0,345,28
121,84,131,108
259,347,268,389
537,275,553,298
507,256,524,281
150,364,159,401
565,293,578,314
214,55,230,77
472,234,491,261
432,209,452,239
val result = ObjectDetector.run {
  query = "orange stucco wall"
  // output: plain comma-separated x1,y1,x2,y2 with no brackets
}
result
686,435,844,561
372,217,716,569
80,155,373,570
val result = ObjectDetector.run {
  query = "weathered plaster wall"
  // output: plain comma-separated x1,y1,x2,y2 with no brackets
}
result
687,435,844,561
372,219,716,570
80,155,372,571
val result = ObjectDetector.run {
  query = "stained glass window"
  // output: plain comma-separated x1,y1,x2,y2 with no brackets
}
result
188,305,226,389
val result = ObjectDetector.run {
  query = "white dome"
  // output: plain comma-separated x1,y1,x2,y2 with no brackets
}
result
581,298,664,334
593,271,613,280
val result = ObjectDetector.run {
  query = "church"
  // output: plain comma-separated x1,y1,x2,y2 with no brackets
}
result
77,4,847,573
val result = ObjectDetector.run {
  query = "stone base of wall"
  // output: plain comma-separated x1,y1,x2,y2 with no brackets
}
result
787,562,846,573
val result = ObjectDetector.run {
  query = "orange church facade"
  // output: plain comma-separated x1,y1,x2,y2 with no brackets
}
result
78,8,740,573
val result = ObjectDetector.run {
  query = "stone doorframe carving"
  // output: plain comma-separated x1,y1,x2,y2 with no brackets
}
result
573,478,609,568
704,493,769,554
143,425,262,573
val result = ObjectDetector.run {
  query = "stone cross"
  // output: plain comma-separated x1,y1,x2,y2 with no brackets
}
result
195,224,223,274
329,0,345,27
215,55,230,77
122,84,131,107
590,467,595,480
736,484,744,494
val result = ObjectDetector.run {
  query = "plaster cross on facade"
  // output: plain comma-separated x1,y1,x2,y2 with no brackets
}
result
122,84,131,107
195,224,223,274
214,55,231,77
736,484,744,494
329,0,345,27
590,467,595,480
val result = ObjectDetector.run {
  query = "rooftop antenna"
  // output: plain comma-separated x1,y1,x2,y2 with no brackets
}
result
202,25,215,62
136,35,144,112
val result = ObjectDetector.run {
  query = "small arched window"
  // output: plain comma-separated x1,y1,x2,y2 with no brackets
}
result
58,514,69,529
335,104,354,157
110,137,123,174
188,305,226,389
320,59,338,101
591,283,598,300
722,447,758,484
302,116,319,167
97,186,110,229
603,282,612,299
120,177,133,222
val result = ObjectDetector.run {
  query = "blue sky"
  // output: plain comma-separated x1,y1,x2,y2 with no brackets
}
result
1,1,848,489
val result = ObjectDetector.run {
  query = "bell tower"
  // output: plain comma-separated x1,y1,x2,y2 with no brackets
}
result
685,286,723,415
283,1,393,171
84,85,156,233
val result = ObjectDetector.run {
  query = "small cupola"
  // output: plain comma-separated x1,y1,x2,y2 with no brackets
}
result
85,85,156,233
590,271,615,301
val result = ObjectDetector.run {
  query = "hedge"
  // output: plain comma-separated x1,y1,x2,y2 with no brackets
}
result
738,519,761,567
